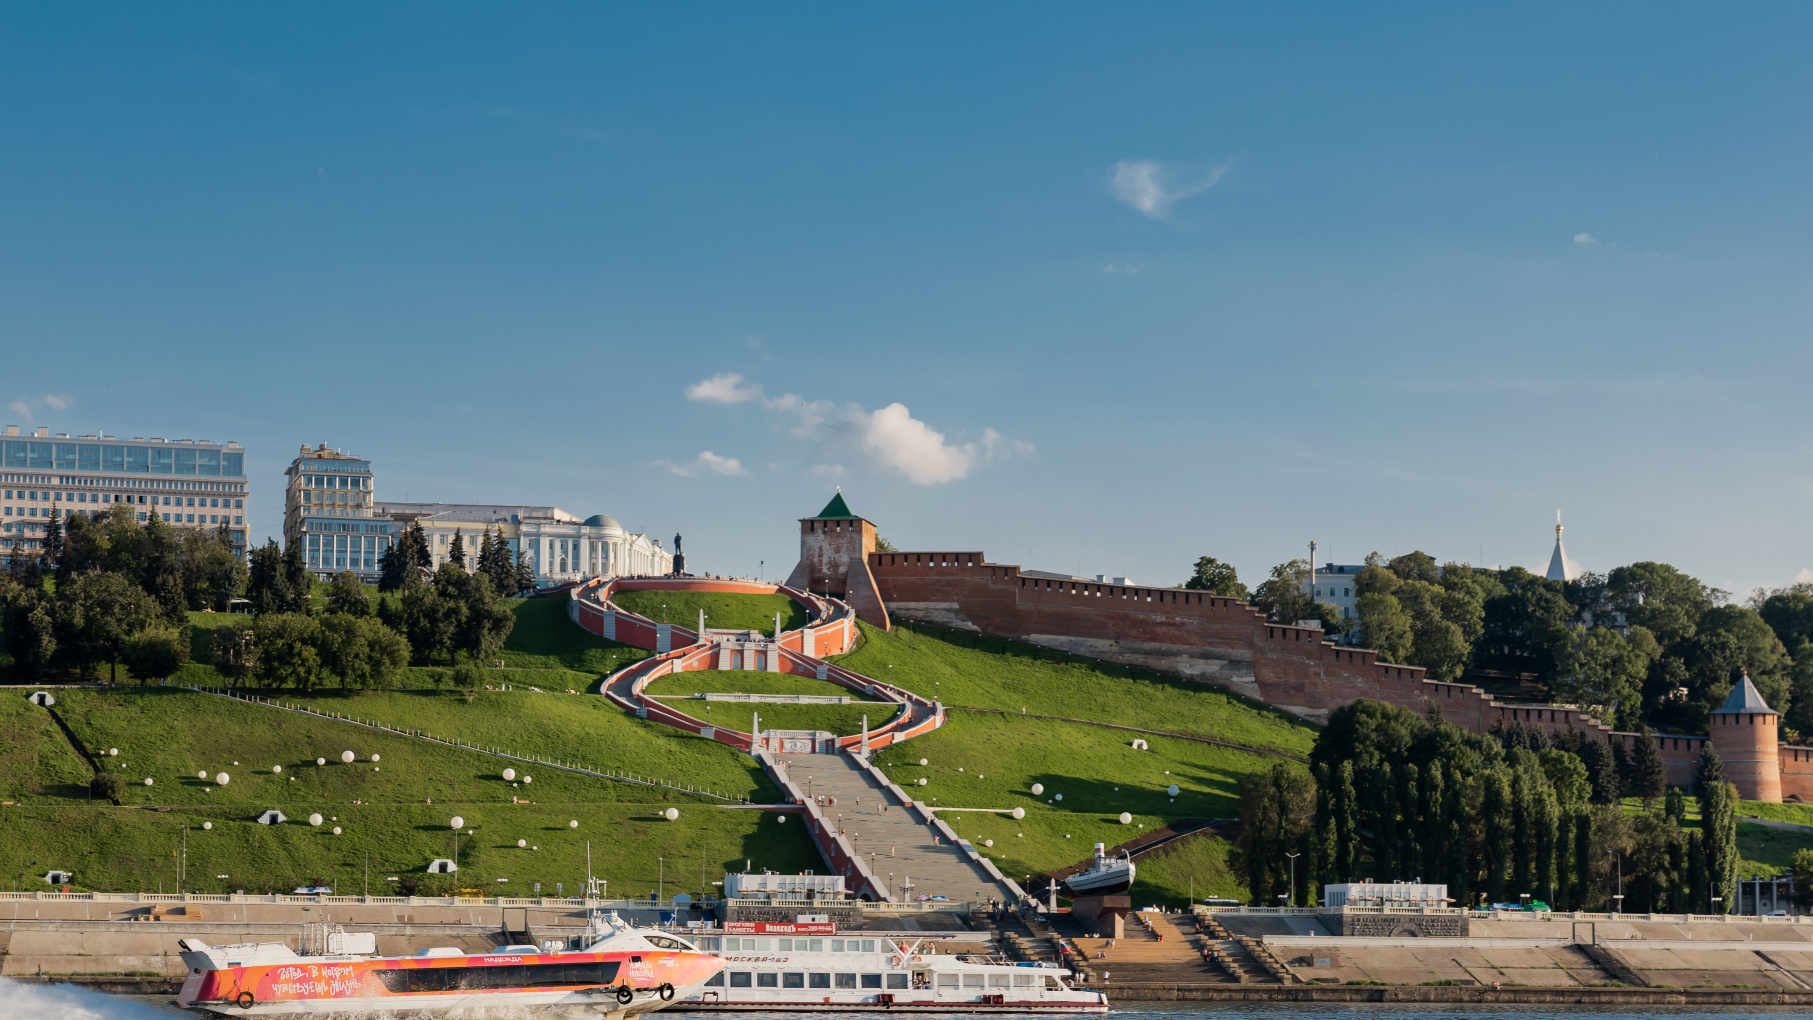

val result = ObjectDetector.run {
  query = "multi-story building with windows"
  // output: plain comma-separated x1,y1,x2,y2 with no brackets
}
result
283,444,388,581
0,425,249,567
282,442,672,585
376,502,672,586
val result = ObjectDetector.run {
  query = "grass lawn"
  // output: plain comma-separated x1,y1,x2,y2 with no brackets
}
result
832,621,1316,756
871,711,1271,904
0,800,816,899
612,591,808,637
498,598,653,673
49,687,780,807
0,695,93,801
642,672,884,701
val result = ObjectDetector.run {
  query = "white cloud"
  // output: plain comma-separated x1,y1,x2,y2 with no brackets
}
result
1101,264,1144,274
1795,568,1813,586
681,374,1033,485
1574,233,1600,246
655,450,749,478
684,372,765,404
6,393,74,423
1109,159,1226,221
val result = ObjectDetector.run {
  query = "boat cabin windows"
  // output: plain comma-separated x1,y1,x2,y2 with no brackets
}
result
729,973,753,988
887,973,910,989
809,973,831,988
936,973,960,989
704,973,725,986
756,973,779,987
829,939,876,953
861,974,883,988
376,961,620,993
989,975,1011,988
962,974,986,989
835,973,858,989
1014,973,1036,987
646,936,693,950
779,938,823,952
783,972,805,988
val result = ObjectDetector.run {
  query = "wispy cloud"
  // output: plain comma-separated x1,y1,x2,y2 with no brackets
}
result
7,393,74,423
1573,232,1601,247
654,451,749,478
1109,159,1227,221
1101,264,1144,274
682,374,1033,485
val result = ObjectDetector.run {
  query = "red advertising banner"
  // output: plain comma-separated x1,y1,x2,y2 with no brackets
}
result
722,922,838,935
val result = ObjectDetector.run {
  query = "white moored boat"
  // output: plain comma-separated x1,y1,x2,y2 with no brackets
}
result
672,927,1106,1013
1060,844,1134,897
173,912,723,1016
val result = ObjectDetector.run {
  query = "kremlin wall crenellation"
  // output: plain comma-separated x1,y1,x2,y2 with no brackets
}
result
784,492,1804,805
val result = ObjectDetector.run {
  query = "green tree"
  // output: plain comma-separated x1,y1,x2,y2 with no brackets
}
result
1233,761,1316,906
1538,749,1591,815
1356,591,1415,664
41,508,63,567
1477,567,1574,675
1335,759,1357,882
211,623,257,684
457,572,515,666
252,613,323,689
0,576,57,680
1548,625,1658,729
512,551,536,595
58,511,106,573
119,625,188,683
247,539,294,615
448,529,466,569
1606,561,1725,649
1386,550,1438,585
326,570,371,617
1632,726,1667,807
1252,559,1316,625
1184,556,1250,599
91,772,125,802
1759,592,1813,650
282,539,312,613
317,613,411,689
1482,767,1512,905
477,527,517,596
56,571,151,682
1792,848,1813,911
1682,606,1793,727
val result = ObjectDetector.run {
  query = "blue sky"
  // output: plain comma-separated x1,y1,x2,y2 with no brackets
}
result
3,4,1810,598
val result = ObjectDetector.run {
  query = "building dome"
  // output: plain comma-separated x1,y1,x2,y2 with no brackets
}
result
584,515,622,529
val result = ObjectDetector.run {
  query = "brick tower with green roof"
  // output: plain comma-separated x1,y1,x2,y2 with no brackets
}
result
784,489,891,629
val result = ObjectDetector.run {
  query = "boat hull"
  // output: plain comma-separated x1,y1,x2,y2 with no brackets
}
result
1059,865,1133,898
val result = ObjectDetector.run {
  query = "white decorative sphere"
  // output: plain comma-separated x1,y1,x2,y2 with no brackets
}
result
316,758,326,766
1119,812,1133,824
568,820,578,828
215,773,230,786
144,778,154,786
202,822,212,830
503,768,517,781
341,751,355,764
777,815,787,824
919,758,928,766
332,827,342,835
1031,783,1044,796
373,767,379,772
109,748,119,756
918,777,927,786
1167,785,1180,797
309,813,323,826
664,808,679,821
518,839,527,848
1012,807,1025,820
984,839,994,848
450,816,465,829
370,754,380,762
522,775,532,784
272,765,282,774
197,771,207,779
1054,793,1063,802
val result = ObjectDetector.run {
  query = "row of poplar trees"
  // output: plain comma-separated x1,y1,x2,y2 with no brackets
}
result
1235,699,1741,913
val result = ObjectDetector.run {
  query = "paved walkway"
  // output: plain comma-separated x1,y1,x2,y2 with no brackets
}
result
778,752,1007,903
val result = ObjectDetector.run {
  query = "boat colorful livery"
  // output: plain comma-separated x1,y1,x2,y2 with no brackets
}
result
174,914,723,1015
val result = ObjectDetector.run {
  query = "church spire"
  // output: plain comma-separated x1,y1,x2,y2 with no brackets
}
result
1546,510,1580,582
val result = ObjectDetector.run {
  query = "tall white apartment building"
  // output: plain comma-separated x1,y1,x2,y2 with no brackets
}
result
283,444,389,581
1,425,249,566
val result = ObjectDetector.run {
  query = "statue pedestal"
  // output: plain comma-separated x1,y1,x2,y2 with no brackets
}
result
1069,895,1131,939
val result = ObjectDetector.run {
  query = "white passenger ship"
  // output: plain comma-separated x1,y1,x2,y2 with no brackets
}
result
673,930,1106,1013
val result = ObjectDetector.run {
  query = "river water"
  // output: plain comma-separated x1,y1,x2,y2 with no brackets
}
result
3,984,1808,1020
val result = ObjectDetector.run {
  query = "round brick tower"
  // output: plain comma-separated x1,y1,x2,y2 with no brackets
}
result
1709,673,1781,803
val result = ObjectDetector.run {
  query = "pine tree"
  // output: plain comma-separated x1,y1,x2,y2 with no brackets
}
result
1555,813,1573,910
1695,742,1727,800
1314,763,1336,888
1703,775,1738,913
1665,785,1686,828
1371,765,1396,880
1609,737,1634,801
1533,781,1558,908
1634,726,1667,807
1397,763,1419,880
513,551,536,595
41,508,63,568
1483,767,1512,905
1686,830,1707,914
447,529,466,571
282,538,311,613
1422,761,1446,887
1511,766,1533,898
1574,811,1593,909
1335,760,1357,882
1446,776,1470,908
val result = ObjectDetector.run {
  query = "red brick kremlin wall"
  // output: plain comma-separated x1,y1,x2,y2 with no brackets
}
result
867,551,1710,789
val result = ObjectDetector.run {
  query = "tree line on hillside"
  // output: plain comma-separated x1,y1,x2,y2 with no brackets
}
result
1186,553,1813,737
2,512,519,689
1234,699,1741,913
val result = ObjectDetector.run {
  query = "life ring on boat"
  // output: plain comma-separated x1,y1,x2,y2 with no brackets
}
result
910,955,925,964
615,984,635,1005
236,991,256,1010
659,982,676,1000
889,955,903,968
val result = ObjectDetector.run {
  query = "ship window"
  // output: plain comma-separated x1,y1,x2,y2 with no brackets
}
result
936,973,960,988
777,939,794,951
989,975,1012,988
807,939,823,952
1014,974,1035,986
861,974,883,988
830,940,844,952
757,973,778,988
783,973,805,988
887,974,909,989
809,973,831,988
756,939,774,951
729,972,752,988
963,974,986,989
836,973,857,989
860,939,876,953
704,973,724,986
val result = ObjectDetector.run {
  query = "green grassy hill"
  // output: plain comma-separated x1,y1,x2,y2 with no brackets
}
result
612,590,808,637
832,621,1315,756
